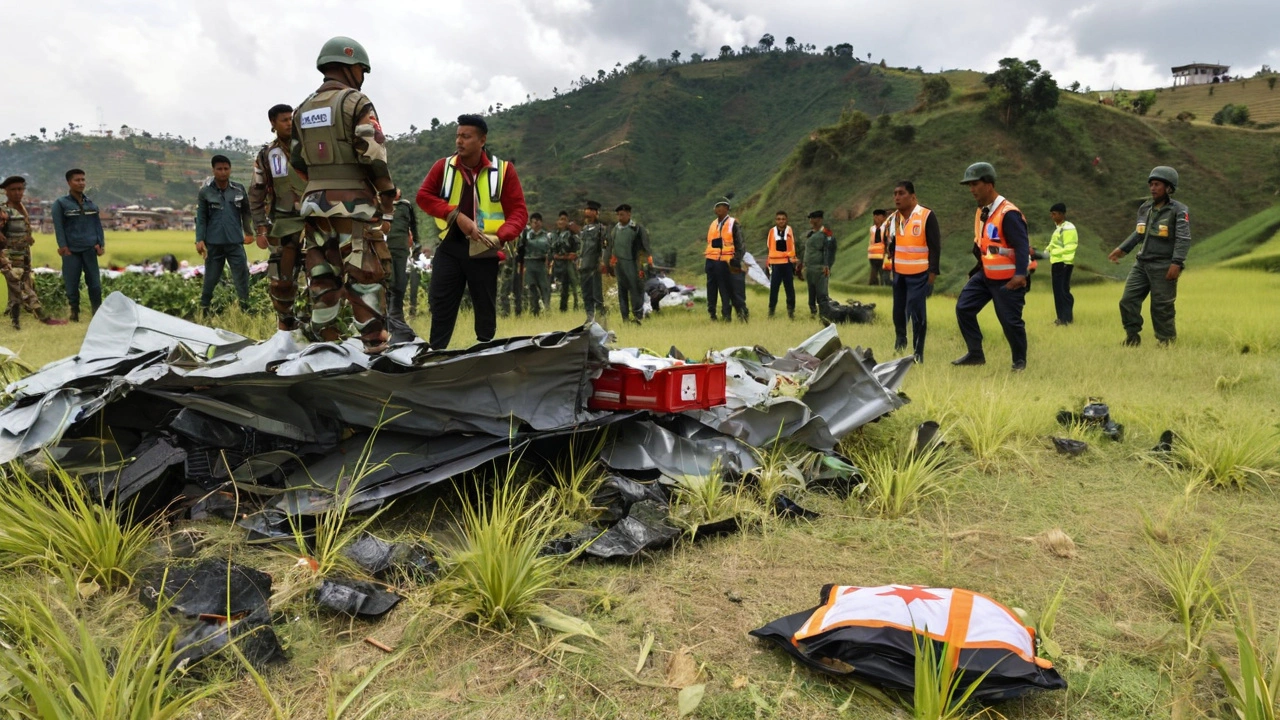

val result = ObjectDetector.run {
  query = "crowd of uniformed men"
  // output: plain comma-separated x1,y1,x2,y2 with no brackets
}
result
4,36,1193,366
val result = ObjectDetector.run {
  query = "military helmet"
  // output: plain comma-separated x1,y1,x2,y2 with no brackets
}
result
1148,166,1178,192
317,37,371,73
960,162,997,184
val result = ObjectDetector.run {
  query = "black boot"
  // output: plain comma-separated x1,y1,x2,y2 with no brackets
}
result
1123,334,1141,347
69,306,80,323
10,305,19,330
951,352,986,366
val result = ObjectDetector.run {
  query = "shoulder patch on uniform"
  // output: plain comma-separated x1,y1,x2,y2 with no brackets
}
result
298,107,333,129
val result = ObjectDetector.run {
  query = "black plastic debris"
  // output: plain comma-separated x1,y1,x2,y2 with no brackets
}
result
592,475,666,525
169,407,246,450
1057,400,1124,442
1152,430,1176,454
85,434,186,505
773,493,820,520
1051,437,1089,456
138,559,272,619
343,534,439,582
689,516,740,539
819,299,876,325
238,511,299,546
171,606,285,671
315,578,402,618
913,421,943,455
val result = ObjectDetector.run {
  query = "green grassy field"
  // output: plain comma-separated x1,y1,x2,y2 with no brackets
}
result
0,259,1278,719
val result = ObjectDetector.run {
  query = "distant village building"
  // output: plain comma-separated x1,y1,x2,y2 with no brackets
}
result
1172,63,1230,87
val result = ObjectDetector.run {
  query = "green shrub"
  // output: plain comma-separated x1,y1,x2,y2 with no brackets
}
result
1212,104,1252,126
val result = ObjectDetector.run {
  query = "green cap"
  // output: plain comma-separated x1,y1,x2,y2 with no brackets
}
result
1148,166,1178,192
714,197,731,209
961,162,996,184
317,37,371,73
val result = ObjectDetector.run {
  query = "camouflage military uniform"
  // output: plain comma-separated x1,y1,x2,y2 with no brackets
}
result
0,202,45,325
498,238,524,317
549,228,579,312
250,136,308,330
291,71,395,351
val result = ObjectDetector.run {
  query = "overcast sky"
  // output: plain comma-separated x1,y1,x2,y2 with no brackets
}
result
7,0,1275,145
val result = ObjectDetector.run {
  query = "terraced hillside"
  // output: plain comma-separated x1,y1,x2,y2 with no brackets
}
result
1143,75,1280,127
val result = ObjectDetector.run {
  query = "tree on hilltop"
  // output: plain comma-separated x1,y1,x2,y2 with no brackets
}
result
983,57,1059,125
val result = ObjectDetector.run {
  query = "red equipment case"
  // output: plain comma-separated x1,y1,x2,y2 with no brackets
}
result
588,362,727,412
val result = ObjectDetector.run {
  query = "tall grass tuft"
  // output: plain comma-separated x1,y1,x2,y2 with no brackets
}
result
949,389,1028,471
0,459,155,590
441,466,575,630
670,462,760,534
908,631,994,719
851,427,954,519
745,432,810,506
0,591,224,719
1146,535,1225,656
1210,602,1280,719
1164,424,1280,493
545,430,609,521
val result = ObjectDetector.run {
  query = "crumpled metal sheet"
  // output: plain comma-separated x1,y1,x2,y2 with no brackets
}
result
602,416,759,479
688,327,911,451
0,293,609,463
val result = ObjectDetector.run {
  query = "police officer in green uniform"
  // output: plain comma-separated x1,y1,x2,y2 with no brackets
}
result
195,155,254,313
1,177,66,328
520,213,552,315
800,210,836,315
550,211,580,313
574,200,607,322
385,189,417,323
291,36,397,353
1109,166,1190,347
250,104,308,331
606,203,653,324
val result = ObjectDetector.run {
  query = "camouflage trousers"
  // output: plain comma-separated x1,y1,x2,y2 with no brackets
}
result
3,249,41,315
302,216,391,352
268,232,304,331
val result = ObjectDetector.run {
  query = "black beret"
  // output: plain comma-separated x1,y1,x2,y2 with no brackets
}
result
616,203,632,212
1050,202,1067,213
808,210,824,219
585,200,601,211
1,176,25,188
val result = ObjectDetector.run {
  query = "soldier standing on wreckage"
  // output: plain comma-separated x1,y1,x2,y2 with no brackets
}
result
1,177,67,329
249,104,307,332
573,200,607,323
290,37,397,353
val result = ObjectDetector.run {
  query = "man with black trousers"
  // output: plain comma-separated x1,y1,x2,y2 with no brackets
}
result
417,115,528,349
888,181,940,363
953,162,1032,372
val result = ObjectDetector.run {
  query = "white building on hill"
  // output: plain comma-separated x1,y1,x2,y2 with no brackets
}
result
1171,62,1230,87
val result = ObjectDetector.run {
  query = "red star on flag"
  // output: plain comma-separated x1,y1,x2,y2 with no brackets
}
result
877,585,943,606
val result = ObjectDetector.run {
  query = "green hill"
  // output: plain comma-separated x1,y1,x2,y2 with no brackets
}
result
0,134,251,207
1141,75,1280,128
389,53,927,257
741,92,1280,293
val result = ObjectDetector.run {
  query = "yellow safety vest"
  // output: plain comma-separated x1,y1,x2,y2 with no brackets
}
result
433,153,508,239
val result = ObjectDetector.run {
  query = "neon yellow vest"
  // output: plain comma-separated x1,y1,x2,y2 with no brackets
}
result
434,153,507,239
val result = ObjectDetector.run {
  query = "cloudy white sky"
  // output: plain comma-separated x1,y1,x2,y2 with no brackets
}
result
7,0,1276,144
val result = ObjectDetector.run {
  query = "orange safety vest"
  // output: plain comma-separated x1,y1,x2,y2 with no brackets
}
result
892,205,932,276
706,216,736,260
974,198,1037,280
766,226,796,264
867,223,886,260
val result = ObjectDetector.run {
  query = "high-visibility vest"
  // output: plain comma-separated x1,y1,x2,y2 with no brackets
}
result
973,198,1037,280
766,226,796,264
433,153,507,239
706,216,735,260
867,223,885,260
892,205,932,276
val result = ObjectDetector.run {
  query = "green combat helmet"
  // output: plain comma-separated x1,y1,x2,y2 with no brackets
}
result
1148,166,1178,192
317,37,371,72
960,162,997,184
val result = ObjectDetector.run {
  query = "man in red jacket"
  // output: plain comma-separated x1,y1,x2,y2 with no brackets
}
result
417,115,528,349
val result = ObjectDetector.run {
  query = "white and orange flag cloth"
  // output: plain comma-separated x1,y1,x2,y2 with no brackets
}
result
793,584,1049,669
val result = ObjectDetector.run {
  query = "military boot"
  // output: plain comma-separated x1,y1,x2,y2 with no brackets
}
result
1123,334,1141,347
69,306,79,323
10,305,19,330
